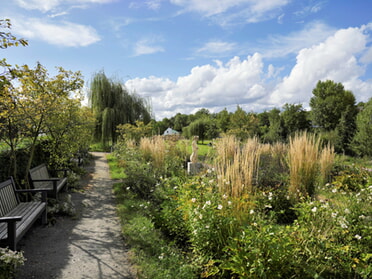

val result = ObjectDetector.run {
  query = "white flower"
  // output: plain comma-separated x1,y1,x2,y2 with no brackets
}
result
217,204,223,210
205,200,211,206
191,198,196,203
126,187,130,190
354,234,362,240
264,204,272,209
249,209,254,215
332,188,337,193
222,194,228,199
331,212,338,218
227,201,232,206
340,223,348,229
205,225,210,229
344,208,351,214
311,207,317,213
199,214,203,219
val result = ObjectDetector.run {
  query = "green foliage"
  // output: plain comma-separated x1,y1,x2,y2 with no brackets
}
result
352,98,372,157
227,106,259,140
111,134,371,279
310,80,357,132
113,182,198,279
0,247,25,279
223,221,297,278
331,165,371,192
0,62,86,183
89,71,152,146
281,103,311,137
117,121,153,144
106,154,126,179
186,117,218,142
262,108,284,143
0,19,28,49
178,174,240,260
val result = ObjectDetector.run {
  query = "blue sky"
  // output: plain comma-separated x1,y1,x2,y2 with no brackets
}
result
2,0,372,120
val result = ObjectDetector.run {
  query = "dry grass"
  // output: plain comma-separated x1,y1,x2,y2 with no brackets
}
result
215,136,262,198
140,136,166,169
287,132,321,199
319,142,335,186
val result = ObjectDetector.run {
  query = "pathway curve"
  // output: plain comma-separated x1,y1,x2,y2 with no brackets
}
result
16,152,134,279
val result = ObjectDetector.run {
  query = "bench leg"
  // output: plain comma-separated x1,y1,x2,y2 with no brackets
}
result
41,209,47,225
8,221,17,251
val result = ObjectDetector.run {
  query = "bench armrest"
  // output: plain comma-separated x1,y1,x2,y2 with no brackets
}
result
30,178,60,182
0,216,23,223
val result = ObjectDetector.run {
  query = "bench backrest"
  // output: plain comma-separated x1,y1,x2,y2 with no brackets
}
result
0,178,19,217
29,164,51,189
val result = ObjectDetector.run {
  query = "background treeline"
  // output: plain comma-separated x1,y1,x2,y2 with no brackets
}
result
152,80,371,158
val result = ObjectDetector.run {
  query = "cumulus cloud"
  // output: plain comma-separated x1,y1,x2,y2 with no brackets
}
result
270,25,372,105
125,24,372,120
12,17,100,47
126,53,268,119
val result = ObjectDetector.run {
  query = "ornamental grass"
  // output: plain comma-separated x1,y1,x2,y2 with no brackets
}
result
287,132,321,199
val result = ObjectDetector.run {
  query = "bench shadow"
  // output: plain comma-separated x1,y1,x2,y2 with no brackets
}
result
15,153,133,279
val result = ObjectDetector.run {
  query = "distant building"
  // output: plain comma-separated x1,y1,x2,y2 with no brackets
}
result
163,127,180,136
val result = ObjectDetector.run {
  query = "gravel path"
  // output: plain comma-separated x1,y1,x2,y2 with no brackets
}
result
15,152,135,279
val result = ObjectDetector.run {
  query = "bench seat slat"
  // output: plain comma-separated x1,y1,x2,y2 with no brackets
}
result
0,177,47,250
0,202,46,241
29,164,68,199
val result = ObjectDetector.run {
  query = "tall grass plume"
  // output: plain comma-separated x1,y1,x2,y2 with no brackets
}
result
288,132,320,199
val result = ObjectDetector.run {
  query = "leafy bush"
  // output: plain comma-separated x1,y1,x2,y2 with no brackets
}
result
331,166,370,191
0,247,25,279
223,221,297,278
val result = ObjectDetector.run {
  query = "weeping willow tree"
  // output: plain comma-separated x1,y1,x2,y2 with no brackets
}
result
89,71,152,146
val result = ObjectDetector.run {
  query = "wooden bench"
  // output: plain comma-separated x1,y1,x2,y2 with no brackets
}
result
0,177,48,250
29,163,68,199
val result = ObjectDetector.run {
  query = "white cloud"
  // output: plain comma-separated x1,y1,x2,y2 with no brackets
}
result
170,0,290,25
260,21,335,58
196,40,237,56
15,0,61,12
126,24,372,120
126,53,267,119
14,0,115,12
133,38,165,56
270,25,372,105
13,18,100,47
294,1,325,17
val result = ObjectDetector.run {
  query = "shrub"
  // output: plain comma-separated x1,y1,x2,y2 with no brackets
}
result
222,221,297,278
0,247,25,279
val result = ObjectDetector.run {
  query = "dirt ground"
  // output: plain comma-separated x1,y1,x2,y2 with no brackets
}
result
15,152,135,279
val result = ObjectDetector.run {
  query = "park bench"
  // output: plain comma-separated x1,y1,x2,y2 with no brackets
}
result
0,177,48,250
29,163,68,199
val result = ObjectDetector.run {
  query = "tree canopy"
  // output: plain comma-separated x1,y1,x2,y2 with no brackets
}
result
310,80,357,131
89,71,152,147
